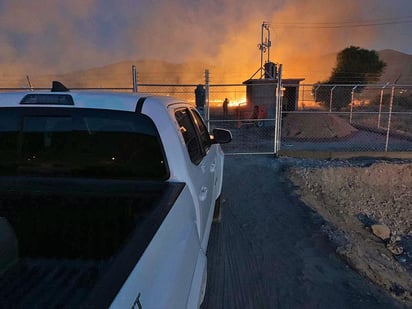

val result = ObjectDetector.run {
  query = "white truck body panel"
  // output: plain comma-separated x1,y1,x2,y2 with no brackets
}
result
109,186,202,309
0,89,230,309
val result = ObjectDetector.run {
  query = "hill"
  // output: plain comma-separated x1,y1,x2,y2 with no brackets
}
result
1,50,411,89
0,60,213,89
53,50,412,86
377,49,412,84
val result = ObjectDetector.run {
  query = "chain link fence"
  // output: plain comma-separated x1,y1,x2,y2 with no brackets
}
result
1,76,412,155
206,82,412,154
137,84,197,103
283,84,412,153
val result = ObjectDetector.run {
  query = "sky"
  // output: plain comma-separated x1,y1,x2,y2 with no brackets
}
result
1,0,412,83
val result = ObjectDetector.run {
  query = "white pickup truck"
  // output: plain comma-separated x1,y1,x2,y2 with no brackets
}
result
0,82,231,308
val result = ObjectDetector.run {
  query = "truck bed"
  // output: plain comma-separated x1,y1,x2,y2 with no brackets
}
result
0,177,184,308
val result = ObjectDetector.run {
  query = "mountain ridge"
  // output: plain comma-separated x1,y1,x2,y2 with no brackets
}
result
1,49,411,88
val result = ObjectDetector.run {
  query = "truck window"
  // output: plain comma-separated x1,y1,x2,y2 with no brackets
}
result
0,108,168,180
190,108,211,153
175,108,204,164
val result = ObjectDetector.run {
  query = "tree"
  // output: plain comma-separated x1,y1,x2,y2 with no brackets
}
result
314,46,386,110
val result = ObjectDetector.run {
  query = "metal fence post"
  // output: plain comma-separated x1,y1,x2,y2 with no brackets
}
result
330,85,336,112
300,84,305,109
378,82,389,128
205,69,210,131
26,75,33,91
274,64,283,155
132,65,138,93
350,85,359,124
384,85,395,152
314,84,320,103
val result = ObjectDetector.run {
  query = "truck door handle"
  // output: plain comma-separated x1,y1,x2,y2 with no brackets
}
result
199,186,208,201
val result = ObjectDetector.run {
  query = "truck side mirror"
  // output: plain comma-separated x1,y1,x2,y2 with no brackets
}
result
211,128,232,144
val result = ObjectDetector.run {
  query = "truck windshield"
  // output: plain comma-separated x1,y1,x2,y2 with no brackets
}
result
0,108,168,179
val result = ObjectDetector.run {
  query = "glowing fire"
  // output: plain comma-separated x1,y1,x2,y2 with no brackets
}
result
208,98,247,107
228,99,247,107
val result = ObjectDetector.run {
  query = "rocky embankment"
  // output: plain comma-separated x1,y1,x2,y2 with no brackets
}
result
287,162,412,306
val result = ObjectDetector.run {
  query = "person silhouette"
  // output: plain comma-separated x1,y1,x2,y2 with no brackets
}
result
223,98,229,119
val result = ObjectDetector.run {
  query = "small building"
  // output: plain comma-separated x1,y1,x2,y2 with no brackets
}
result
243,77,304,118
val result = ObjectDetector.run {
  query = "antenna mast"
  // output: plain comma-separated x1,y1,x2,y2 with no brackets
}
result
258,21,271,79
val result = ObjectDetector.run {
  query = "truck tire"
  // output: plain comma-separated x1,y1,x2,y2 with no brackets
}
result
213,196,222,222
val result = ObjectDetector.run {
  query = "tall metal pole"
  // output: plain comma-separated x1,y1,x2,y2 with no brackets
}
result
258,22,271,79
260,24,264,78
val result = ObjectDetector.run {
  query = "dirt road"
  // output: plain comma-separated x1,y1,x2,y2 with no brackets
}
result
202,155,406,309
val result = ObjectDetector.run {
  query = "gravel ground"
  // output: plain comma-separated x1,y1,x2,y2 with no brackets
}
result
202,155,407,309
205,110,412,307
286,158,412,307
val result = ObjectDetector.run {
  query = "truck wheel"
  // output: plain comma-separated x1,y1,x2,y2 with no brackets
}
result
213,196,222,222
